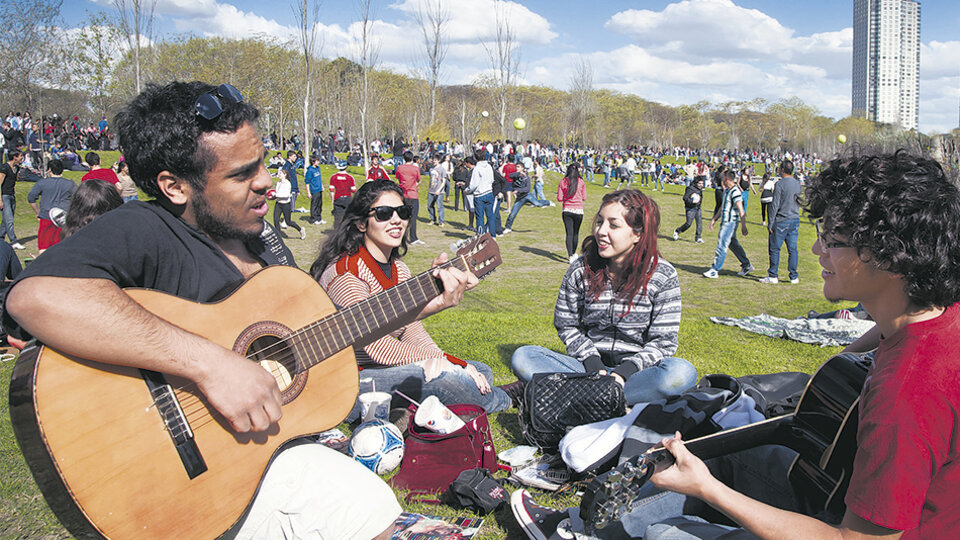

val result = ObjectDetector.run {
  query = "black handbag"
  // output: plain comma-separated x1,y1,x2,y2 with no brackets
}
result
518,372,626,450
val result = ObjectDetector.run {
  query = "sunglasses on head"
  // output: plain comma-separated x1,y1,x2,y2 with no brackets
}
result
369,205,412,222
195,84,244,121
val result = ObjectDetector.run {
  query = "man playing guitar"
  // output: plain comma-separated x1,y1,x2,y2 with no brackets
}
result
4,81,477,539
513,151,960,539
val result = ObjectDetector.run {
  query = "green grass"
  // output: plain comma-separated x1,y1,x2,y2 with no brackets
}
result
0,154,851,538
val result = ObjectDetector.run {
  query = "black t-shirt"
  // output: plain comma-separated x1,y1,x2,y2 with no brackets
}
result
0,163,17,195
3,201,296,340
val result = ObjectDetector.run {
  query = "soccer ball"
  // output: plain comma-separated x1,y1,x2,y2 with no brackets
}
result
690,193,700,204
514,117,526,130
348,420,405,475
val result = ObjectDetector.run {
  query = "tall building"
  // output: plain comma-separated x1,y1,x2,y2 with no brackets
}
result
852,0,921,131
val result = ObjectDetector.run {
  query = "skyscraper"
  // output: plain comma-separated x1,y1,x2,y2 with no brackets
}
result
852,0,921,131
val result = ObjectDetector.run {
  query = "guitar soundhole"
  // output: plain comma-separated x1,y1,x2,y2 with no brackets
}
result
235,321,308,404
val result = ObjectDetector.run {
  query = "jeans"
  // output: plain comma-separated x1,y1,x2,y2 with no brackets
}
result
510,346,697,406
427,193,444,224
345,360,510,422
474,192,496,235
675,207,702,240
493,197,503,235
533,183,546,202
655,173,665,191
566,445,805,539
767,217,799,280
404,197,420,241
1,195,17,243
710,220,750,272
505,192,549,229
586,168,595,183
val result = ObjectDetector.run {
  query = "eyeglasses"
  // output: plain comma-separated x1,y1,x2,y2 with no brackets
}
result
369,205,412,222
814,219,853,250
195,84,244,121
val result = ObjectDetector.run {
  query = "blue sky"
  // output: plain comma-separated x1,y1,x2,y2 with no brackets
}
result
70,0,960,133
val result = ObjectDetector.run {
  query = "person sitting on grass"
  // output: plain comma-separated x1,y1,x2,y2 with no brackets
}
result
311,179,512,421
510,189,697,406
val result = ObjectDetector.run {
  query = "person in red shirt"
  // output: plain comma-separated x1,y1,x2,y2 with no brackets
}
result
366,154,390,182
514,151,960,540
500,155,517,210
328,162,356,225
80,152,121,190
394,150,423,245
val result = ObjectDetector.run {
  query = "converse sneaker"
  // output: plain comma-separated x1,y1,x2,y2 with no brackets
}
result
672,231,679,241
737,264,754,277
702,268,719,279
758,276,779,284
10,242,24,250
696,238,704,243
502,228,512,235
511,489,576,540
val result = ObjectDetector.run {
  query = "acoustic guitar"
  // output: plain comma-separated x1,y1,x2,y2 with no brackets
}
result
580,351,872,533
8,234,501,540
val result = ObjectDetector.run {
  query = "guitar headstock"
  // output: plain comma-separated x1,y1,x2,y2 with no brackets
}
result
451,233,502,279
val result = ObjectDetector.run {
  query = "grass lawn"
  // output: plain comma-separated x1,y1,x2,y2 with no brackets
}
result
0,152,851,538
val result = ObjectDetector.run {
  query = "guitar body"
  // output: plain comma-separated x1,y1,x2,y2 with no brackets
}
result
9,265,359,539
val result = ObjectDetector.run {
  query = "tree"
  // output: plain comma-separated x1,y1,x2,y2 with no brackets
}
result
413,0,449,126
294,0,322,160
71,12,124,117
482,0,520,139
355,0,380,177
113,0,156,95
568,57,596,146
0,0,64,111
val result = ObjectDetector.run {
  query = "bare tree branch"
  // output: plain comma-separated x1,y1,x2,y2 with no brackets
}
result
413,0,449,126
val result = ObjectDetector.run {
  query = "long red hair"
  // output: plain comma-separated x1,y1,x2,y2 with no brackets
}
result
581,190,661,309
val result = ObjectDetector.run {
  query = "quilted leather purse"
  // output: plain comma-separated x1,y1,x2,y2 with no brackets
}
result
519,372,626,450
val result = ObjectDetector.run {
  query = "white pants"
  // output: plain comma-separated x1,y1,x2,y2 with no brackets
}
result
228,440,401,539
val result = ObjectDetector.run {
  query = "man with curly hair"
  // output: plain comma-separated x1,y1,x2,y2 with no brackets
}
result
513,150,960,540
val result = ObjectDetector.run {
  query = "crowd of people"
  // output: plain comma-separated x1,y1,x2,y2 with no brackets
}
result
1,81,957,540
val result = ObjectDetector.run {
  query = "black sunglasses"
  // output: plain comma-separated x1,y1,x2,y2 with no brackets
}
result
195,84,244,121
369,205,412,222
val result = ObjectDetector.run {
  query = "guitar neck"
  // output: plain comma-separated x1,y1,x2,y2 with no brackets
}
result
289,256,469,371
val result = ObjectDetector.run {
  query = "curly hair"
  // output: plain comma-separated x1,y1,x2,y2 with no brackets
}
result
114,81,260,200
804,150,960,309
310,180,407,279
581,189,661,308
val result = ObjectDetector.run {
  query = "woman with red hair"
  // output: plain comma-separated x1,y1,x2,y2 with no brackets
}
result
510,190,696,405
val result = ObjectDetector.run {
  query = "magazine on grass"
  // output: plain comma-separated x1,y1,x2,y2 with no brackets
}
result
392,512,484,539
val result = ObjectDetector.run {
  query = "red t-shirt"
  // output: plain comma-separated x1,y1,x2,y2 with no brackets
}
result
501,163,517,184
81,168,120,185
366,165,390,181
395,163,420,199
844,303,960,538
328,172,355,200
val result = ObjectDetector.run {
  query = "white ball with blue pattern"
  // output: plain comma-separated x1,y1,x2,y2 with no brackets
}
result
348,420,405,475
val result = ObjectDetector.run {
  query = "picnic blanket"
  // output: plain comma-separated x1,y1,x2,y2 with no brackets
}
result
709,313,875,347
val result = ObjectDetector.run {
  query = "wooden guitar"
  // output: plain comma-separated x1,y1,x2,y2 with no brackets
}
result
8,234,501,540
580,352,872,533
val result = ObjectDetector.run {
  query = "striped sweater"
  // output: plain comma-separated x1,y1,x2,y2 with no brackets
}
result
554,257,682,380
318,247,448,368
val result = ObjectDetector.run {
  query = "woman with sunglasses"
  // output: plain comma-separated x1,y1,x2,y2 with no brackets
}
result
511,189,697,406
311,180,511,421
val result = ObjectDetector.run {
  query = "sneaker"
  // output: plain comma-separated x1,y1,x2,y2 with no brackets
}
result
300,228,307,240
511,489,573,540
502,228,512,235
695,238,704,243
549,201,556,206
411,239,426,245
10,243,24,250
279,221,288,229
789,278,800,284
497,380,526,408
672,231,679,241
759,276,779,284
702,268,719,279
737,264,754,277
318,219,327,225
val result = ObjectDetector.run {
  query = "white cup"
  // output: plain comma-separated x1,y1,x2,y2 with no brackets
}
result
414,395,466,434
359,391,392,422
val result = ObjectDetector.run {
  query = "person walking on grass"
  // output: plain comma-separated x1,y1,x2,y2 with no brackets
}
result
0,149,25,249
558,163,587,263
273,168,305,240
672,176,704,243
759,160,801,284
426,155,447,227
703,169,752,279
305,155,326,225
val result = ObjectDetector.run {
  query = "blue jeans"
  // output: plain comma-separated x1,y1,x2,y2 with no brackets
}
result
655,174,665,191
474,192,495,235
505,192,548,229
710,221,750,272
427,193,444,224
767,217,799,280
566,445,804,539
510,346,697,406
1,195,17,243
346,360,510,422
533,183,547,202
